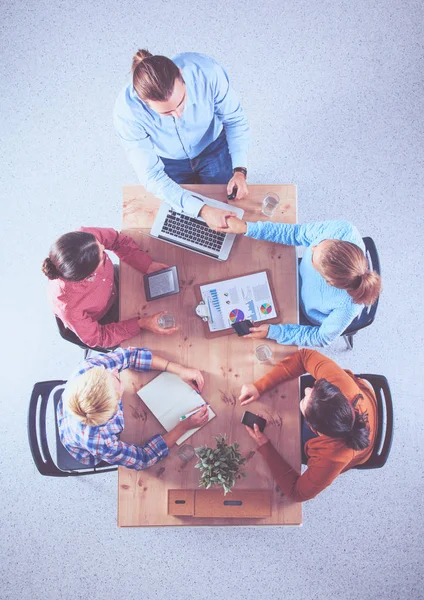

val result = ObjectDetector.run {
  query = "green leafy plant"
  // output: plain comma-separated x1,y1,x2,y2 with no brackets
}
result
194,435,247,495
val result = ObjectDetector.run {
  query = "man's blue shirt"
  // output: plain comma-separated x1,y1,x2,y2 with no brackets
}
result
114,53,250,216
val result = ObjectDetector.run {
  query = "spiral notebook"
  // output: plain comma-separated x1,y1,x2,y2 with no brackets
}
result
137,372,216,445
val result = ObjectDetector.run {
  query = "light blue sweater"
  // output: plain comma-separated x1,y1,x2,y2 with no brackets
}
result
245,220,365,347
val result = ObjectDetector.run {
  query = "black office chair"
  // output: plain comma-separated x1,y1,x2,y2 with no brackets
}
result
28,380,118,477
55,317,115,358
299,237,381,349
300,373,393,469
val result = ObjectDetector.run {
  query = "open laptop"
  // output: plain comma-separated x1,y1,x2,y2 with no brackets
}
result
150,192,245,261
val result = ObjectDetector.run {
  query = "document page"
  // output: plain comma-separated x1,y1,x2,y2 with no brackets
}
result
199,271,277,332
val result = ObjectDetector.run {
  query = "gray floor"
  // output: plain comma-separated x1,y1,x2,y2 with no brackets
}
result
1,1,423,599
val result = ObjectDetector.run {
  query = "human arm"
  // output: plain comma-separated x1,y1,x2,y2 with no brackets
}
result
238,383,260,406
64,307,178,350
199,205,237,230
91,403,209,470
97,432,169,470
163,405,209,447
211,60,250,178
64,310,142,350
79,348,205,391
244,421,347,502
257,438,347,502
113,112,204,217
243,220,357,247
252,348,359,396
215,216,247,234
150,355,205,392
263,303,359,348
80,227,153,273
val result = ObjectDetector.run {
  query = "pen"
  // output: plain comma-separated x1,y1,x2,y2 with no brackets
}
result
179,403,209,421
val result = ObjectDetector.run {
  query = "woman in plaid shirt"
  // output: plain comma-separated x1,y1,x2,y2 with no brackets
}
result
57,347,208,470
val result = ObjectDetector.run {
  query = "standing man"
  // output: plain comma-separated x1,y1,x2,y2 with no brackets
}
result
113,50,250,230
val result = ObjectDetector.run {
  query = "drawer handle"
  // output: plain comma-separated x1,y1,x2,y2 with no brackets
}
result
223,500,242,506
175,500,186,505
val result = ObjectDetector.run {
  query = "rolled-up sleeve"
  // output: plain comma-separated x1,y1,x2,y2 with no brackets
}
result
100,433,169,470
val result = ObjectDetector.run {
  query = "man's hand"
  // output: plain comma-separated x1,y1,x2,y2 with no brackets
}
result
179,368,205,392
244,324,270,340
216,216,247,234
239,383,260,406
183,404,209,430
138,311,179,335
146,261,169,274
200,205,237,231
227,172,248,201
244,423,269,447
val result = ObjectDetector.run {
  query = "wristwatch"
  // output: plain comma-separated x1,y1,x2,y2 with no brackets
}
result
233,167,247,178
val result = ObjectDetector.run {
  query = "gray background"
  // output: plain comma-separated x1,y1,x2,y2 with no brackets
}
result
1,0,423,599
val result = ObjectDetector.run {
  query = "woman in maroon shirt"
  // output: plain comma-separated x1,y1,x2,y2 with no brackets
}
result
43,227,177,348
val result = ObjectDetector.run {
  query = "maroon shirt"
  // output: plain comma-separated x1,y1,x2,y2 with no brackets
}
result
47,227,152,348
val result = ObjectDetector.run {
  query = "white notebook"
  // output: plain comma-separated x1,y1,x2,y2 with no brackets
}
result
137,372,216,445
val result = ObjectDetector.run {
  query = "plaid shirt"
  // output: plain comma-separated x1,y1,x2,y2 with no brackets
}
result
57,348,168,470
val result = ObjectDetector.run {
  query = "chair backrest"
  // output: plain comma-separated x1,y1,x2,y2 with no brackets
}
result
343,237,381,335
354,374,393,469
28,380,117,477
55,317,114,354
299,373,393,470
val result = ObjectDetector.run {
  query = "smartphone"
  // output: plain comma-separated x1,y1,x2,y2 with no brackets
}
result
241,411,267,432
231,319,254,337
227,185,238,200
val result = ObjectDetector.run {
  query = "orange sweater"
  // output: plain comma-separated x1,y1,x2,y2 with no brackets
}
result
254,349,377,502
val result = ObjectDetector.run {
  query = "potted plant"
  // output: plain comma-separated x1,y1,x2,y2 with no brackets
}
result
194,435,247,495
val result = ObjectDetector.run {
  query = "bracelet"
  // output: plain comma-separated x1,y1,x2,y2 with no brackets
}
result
164,360,170,372
233,167,247,178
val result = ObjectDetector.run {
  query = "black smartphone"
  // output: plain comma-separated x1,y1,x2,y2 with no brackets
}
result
227,185,237,200
241,411,267,432
231,319,254,337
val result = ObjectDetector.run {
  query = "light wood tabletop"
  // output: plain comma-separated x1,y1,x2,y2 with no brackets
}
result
118,184,302,527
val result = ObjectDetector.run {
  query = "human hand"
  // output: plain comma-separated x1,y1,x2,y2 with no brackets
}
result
200,205,237,231
183,404,210,430
244,423,269,447
239,383,260,406
244,324,270,340
179,368,205,392
216,216,247,234
146,261,169,274
138,311,179,335
227,172,248,200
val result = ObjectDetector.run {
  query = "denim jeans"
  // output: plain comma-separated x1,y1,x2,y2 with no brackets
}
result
160,130,233,184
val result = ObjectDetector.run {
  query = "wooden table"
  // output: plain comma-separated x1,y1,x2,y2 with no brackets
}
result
118,184,301,527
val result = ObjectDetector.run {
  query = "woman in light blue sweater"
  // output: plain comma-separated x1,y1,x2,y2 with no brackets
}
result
222,219,381,347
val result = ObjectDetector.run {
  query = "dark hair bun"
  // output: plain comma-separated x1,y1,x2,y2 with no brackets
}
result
132,48,153,72
42,257,60,279
344,412,370,451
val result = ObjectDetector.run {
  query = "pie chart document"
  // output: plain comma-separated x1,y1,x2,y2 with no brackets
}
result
199,271,277,333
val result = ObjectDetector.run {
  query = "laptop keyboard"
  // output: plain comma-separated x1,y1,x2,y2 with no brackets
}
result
161,211,226,254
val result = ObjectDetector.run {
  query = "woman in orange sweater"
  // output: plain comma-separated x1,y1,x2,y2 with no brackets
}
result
238,349,377,502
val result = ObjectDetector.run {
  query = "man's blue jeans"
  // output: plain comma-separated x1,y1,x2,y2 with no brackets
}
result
160,130,233,184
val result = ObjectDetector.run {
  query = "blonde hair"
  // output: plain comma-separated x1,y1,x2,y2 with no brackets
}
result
131,48,182,101
319,240,381,305
64,367,119,426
